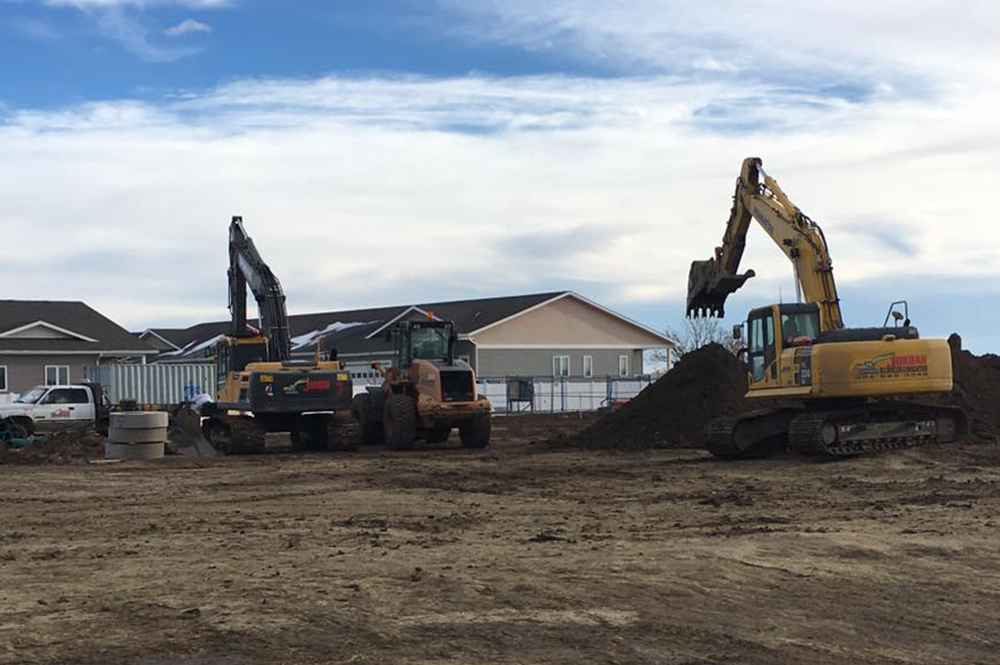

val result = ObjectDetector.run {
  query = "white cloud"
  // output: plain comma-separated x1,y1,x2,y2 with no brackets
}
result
89,8,199,61
1,69,998,337
164,18,211,36
438,1,1000,85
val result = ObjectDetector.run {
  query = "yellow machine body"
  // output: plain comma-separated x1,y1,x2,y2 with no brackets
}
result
744,305,953,400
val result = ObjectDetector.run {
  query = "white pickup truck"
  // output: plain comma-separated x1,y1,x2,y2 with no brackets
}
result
0,384,109,437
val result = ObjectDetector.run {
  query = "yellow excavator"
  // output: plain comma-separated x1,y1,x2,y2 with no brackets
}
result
199,217,355,454
687,158,967,458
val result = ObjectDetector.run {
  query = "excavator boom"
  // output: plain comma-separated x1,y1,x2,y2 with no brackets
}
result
228,216,291,362
686,158,843,330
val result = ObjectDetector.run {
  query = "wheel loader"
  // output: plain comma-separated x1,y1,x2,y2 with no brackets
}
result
351,318,492,450
687,158,968,458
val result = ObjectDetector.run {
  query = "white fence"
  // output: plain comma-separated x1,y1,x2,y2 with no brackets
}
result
85,363,216,406
480,376,651,413
351,375,651,413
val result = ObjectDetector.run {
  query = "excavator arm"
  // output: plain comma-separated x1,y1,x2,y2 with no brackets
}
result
686,158,844,330
228,216,292,362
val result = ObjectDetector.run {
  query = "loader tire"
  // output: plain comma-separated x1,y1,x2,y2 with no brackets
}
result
384,394,417,451
352,393,383,446
382,394,417,450
459,414,491,449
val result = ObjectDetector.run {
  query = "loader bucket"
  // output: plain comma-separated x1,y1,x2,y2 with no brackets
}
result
686,259,755,318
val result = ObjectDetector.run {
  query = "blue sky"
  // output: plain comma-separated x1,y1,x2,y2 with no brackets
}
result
1,0,999,352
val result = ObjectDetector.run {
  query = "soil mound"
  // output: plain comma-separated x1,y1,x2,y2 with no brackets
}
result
937,335,1000,443
573,335,1000,450
0,427,105,465
573,343,750,449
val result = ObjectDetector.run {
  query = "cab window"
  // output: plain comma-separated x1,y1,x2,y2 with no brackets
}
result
41,388,89,405
781,311,820,345
748,313,775,382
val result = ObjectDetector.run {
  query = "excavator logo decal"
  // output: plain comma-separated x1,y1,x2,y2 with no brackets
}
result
282,378,333,395
853,353,929,380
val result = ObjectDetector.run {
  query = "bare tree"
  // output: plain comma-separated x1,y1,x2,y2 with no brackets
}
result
650,318,741,374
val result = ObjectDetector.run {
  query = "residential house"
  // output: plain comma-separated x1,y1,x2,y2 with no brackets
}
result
141,291,677,380
0,300,157,399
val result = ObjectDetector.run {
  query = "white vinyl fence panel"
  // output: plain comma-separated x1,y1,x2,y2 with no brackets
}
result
86,364,216,406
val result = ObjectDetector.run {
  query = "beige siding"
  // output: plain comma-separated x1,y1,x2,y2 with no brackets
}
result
0,355,107,395
477,348,644,378
472,295,668,347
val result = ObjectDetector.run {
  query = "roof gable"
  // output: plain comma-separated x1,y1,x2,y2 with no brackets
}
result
0,320,99,342
469,292,677,348
0,300,156,354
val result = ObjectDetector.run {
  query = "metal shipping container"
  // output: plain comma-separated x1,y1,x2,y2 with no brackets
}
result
85,364,216,407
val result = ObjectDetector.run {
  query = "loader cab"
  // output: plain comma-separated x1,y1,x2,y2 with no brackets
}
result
392,320,457,369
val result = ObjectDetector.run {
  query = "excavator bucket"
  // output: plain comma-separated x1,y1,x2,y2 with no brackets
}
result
686,259,755,318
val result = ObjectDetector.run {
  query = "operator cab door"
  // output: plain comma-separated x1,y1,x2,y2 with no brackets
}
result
747,307,778,387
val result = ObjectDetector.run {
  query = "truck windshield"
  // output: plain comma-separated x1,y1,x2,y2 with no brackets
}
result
15,387,47,404
411,327,450,361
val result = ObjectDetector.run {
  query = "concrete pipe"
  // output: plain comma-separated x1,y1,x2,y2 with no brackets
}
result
110,412,169,429
108,427,168,444
105,441,165,460
106,412,168,460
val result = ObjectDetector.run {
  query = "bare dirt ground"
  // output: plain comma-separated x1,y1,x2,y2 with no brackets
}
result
3,414,1000,665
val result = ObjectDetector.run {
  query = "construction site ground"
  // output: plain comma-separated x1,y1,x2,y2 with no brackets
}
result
3,414,1000,665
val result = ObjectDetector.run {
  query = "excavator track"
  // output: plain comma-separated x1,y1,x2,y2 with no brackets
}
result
706,408,804,459
325,415,359,452
788,404,969,457
203,415,266,455
290,413,358,452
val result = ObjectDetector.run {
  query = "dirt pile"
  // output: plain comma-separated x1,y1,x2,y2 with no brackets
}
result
167,406,205,448
573,335,1000,450
938,334,1000,443
573,343,750,449
0,426,105,465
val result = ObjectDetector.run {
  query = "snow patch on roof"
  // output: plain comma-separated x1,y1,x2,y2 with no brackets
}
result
290,321,374,351
162,333,225,357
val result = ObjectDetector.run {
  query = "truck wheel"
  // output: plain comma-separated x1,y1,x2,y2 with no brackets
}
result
5,418,34,438
425,426,451,444
352,393,383,446
459,415,491,449
384,394,417,451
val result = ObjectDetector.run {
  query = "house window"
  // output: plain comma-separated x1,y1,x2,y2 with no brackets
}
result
583,355,593,378
618,355,630,377
45,365,70,386
0,366,6,392
552,355,570,378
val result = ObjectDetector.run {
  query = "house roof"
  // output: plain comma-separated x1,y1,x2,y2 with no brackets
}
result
0,300,157,355
150,291,676,362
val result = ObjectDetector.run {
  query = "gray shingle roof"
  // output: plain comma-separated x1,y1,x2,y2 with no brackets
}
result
0,300,156,354
151,292,567,361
